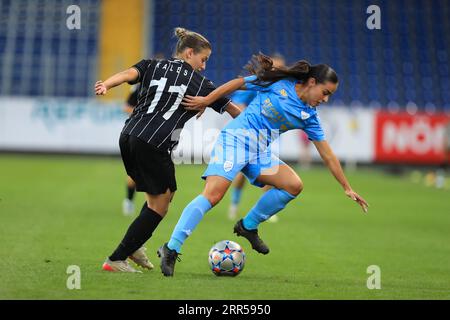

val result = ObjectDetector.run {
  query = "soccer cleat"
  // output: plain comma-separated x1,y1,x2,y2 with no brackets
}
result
129,247,154,270
228,204,238,220
157,243,181,277
267,215,279,223
122,199,135,216
102,258,142,273
233,219,270,254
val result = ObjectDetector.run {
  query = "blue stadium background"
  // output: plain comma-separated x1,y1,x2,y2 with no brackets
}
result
152,0,450,111
0,0,449,111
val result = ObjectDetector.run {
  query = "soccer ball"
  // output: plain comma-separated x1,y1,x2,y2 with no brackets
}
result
208,240,246,276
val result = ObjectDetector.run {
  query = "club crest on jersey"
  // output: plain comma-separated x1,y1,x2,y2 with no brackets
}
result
279,89,288,97
223,161,234,172
301,111,310,120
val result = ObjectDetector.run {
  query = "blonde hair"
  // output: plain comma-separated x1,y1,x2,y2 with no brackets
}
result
174,27,211,54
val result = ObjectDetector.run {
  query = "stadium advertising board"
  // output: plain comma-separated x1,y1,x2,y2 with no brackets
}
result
0,98,125,153
375,111,450,164
10,98,447,167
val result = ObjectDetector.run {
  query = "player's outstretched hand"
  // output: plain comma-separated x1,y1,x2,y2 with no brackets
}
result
95,80,107,95
182,95,209,119
345,190,369,213
182,95,209,109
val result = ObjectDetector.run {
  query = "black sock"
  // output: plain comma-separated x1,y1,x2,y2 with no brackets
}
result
127,185,135,200
109,203,163,261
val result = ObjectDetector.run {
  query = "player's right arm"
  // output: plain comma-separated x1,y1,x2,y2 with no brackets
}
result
182,75,267,111
95,68,139,95
224,102,242,118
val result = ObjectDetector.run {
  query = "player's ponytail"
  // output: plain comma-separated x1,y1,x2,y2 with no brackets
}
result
245,52,337,86
174,27,211,54
174,27,188,40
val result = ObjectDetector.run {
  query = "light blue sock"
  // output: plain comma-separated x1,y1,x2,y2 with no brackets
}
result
242,188,296,230
168,195,212,253
231,187,243,205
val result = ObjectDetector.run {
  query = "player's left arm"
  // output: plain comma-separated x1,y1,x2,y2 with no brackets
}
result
95,68,139,95
312,140,369,213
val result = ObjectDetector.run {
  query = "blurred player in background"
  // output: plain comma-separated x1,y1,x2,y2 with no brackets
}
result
228,53,286,222
121,85,139,216
159,53,369,276
95,27,241,272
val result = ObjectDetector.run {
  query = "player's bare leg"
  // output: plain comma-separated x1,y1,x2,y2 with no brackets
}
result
122,176,137,216
202,175,233,206
144,189,174,218
256,164,303,196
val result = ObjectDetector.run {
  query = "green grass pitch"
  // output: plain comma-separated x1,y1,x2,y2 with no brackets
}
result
0,154,449,299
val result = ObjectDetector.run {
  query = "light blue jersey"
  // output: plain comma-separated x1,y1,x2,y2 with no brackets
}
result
167,76,322,253
226,75,325,141
203,75,325,186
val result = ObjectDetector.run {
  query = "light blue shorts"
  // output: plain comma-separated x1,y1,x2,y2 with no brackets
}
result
202,130,284,187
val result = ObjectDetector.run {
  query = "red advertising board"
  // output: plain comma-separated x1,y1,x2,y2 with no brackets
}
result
375,111,450,164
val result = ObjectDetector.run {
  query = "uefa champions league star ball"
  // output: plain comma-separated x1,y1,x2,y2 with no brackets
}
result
208,240,246,276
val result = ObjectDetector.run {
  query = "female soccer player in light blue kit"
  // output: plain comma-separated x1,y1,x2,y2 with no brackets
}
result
227,54,286,222
158,53,369,276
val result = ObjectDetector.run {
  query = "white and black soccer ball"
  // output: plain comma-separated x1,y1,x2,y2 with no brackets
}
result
208,240,246,276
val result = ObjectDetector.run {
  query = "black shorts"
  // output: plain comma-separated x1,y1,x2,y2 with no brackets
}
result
119,133,177,195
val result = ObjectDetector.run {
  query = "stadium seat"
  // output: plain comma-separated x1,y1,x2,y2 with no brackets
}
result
0,0,101,97
1,0,448,111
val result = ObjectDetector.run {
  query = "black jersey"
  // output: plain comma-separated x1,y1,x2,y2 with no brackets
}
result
121,58,230,152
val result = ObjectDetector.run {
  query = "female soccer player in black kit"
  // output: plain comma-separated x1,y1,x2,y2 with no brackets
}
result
95,27,241,272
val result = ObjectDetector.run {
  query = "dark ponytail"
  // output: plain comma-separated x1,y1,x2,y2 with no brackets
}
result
245,52,338,86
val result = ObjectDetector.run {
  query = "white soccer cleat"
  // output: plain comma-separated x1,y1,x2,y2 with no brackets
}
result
267,215,279,223
102,259,142,273
129,246,154,270
122,199,135,216
228,204,238,220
